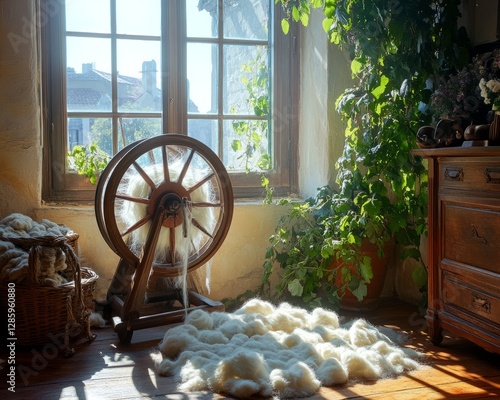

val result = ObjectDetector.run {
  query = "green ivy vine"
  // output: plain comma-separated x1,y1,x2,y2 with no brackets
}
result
263,0,472,307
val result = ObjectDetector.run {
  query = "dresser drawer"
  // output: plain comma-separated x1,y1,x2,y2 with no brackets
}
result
442,203,500,274
439,157,500,192
442,270,500,328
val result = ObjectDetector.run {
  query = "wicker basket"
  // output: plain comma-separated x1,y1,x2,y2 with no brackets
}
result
0,232,98,357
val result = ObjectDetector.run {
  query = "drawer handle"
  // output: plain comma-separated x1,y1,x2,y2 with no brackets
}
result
472,294,491,314
485,168,500,184
471,224,488,244
444,167,463,181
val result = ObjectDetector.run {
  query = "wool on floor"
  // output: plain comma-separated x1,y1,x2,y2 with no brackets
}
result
156,298,423,398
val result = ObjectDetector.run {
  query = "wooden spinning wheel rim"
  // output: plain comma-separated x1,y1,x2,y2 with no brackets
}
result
95,139,147,253
95,134,234,277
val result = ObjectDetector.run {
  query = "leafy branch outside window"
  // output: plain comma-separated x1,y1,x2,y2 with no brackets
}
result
68,142,111,184
230,47,272,174
67,106,160,184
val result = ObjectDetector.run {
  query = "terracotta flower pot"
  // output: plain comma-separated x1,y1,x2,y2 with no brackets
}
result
332,238,394,312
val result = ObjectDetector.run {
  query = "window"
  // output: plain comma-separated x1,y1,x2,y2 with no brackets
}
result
41,0,298,202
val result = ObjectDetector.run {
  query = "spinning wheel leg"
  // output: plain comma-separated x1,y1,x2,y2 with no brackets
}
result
115,324,134,344
120,205,165,326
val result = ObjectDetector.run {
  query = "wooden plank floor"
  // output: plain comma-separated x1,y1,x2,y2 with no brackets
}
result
1,298,499,399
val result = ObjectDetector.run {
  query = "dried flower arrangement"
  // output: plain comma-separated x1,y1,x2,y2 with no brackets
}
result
429,48,500,124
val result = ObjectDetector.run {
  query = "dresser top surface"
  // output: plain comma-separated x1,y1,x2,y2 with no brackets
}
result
412,146,500,158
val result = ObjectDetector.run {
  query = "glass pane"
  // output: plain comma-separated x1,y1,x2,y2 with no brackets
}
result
67,117,112,162
187,0,217,38
66,0,110,33
66,37,112,112
118,117,162,150
223,119,270,172
223,0,269,40
187,43,218,114
116,0,161,36
188,119,219,155
117,39,162,113
223,45,269,115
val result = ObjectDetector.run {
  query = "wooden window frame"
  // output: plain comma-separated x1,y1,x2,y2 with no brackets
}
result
41,0,299,203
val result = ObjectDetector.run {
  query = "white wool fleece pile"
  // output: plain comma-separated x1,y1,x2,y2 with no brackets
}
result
157,298,423,398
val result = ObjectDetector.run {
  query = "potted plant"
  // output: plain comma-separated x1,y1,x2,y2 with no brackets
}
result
262,0,470,310
262,183,397,310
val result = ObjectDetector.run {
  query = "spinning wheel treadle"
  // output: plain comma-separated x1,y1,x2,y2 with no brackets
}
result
95,134,233,343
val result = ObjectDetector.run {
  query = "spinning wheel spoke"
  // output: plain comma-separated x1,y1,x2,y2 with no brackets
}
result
147,150,156,164
190,201,222,208
191,218,214,238
169,227,176,264
177,149,195,185
116,194,150,205
162,145,170,183
121,214,152,237
188,172,215,194
190,238,198,253
133,161,156,191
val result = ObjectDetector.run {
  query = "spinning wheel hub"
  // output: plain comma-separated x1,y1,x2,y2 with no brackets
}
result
164,195,181,213
148,182,191,228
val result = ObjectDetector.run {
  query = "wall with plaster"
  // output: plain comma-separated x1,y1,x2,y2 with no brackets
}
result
298,11,352,198
0,0,423,304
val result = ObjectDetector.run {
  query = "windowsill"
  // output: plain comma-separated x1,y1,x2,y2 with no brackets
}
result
38,198,276,211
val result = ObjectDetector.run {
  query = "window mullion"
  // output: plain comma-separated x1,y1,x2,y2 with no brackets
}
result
110,0,118,154
162,1,187,135
45,0,68,195
161,2,169,134
178,2,187,135
217,0,224,158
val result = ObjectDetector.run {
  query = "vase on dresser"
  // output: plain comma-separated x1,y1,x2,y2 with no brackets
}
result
489,113,500,145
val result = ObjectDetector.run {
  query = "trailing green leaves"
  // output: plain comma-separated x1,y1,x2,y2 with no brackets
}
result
67,142,110,184
268,0,469,307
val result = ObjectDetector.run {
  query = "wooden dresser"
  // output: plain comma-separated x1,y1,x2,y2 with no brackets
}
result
413,147,500,354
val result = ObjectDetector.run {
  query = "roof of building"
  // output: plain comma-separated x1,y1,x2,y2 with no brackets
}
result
66,68,161,109
67,69,141,85
67,88,103,106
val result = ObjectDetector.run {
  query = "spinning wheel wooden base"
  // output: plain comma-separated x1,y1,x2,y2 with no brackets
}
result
95,135,233,343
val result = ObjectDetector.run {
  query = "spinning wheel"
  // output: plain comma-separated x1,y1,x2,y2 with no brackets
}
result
95,134,233,343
